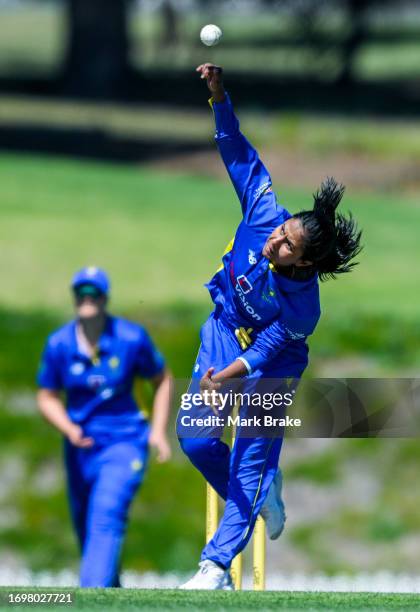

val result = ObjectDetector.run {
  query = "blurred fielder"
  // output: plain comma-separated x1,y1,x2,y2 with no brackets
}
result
37,267,173,587
177,64,362,590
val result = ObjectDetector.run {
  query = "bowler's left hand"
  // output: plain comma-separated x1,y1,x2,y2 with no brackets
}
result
200,367,223,414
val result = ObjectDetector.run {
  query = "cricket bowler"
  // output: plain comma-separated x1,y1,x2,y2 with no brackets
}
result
177,64,363,590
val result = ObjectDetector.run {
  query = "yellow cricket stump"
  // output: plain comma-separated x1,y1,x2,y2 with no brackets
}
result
230,404,243,590
205,483,266,590
231,551,243,590
252,515,266,590
206,401,266,591
206,483,219,543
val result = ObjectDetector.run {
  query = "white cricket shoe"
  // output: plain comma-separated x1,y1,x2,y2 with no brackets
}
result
179,560,234,590
260,469,286,540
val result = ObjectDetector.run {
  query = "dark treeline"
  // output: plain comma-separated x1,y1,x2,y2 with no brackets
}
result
1,0,420,114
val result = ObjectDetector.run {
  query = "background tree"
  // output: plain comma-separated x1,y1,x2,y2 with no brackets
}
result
63,0,131,98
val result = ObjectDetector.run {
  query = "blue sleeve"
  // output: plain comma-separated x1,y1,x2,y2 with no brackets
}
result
37,338,63,390
238,313,318,374
211,93,286,226
135,330,165,379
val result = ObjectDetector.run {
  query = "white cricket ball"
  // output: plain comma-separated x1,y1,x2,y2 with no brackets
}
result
200,24,222,47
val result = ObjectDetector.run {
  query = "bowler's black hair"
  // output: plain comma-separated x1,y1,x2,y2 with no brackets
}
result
293,177,363,281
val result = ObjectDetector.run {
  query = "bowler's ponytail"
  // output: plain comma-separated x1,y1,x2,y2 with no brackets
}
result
294,177,363,281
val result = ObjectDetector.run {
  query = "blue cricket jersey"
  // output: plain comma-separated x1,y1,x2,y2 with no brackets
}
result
37,315,165,436
206,93,321,374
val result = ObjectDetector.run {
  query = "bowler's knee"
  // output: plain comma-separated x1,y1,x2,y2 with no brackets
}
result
178,437,213,461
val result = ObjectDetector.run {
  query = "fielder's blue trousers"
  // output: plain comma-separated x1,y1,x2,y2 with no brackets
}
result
64,427,149,587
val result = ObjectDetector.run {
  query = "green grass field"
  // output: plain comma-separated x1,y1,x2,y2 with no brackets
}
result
1,151,419,318
1,588,420,611
1,151,419,377
1,148,420,573
2,0,420,588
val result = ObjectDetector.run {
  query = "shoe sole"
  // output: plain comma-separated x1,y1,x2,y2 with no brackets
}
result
262,470,286,540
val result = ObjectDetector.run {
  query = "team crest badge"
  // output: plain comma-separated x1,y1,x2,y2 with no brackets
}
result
108,356,120,369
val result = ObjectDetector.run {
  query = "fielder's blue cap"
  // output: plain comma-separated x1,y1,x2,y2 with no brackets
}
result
71,266,110,295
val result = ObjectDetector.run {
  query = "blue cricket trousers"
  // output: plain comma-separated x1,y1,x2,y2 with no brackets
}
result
64,427,149,587
177,311,305,569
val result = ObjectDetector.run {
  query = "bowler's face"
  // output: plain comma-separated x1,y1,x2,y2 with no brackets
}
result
262,218,311,268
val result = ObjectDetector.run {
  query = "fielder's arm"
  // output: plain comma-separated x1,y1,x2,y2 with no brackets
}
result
37,337,94,448
148,368,174,463
37,389,94,448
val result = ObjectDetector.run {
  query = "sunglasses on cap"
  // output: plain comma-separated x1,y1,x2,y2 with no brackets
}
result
73,284,104,300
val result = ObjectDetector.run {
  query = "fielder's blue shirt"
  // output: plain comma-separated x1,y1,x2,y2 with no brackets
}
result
37,315,165,436
206,93,321,374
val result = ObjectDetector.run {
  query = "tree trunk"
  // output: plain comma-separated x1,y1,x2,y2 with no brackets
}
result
337,0,367,85
63,0,130,98
161,0,179,47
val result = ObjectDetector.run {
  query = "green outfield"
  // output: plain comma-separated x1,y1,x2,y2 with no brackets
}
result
2,0,420,591
1,148,420,574
0,588,419,611
1,151,419,378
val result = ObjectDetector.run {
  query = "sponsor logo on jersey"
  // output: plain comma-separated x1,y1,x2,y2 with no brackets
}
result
253,181,271,201
235,280,262,321
284,326,306,340
70,362,85,376
248,249,257,265
87,374,106,389
236,274,253,294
